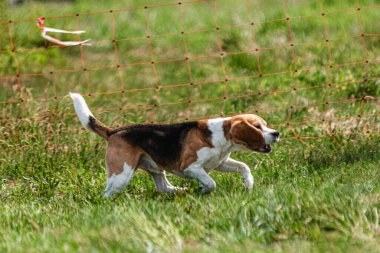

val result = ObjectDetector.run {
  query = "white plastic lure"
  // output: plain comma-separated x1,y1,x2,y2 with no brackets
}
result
37,17,91,46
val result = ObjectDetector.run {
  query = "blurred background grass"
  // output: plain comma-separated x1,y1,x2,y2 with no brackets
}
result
0,0,379,146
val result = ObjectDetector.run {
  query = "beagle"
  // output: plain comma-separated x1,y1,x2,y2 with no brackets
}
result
69,93,280,196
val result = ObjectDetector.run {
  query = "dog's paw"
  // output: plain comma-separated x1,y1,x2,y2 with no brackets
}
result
174,187,189,193
243,172,254,190
158,186,188,194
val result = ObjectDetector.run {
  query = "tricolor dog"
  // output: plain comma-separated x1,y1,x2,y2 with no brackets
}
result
70,93,280,197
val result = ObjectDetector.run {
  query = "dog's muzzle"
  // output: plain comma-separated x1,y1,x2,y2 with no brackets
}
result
260,129,280,153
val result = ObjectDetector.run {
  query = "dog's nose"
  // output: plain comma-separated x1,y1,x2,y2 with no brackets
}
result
272,131,280,138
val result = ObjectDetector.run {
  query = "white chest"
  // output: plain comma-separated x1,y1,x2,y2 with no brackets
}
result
196,146,231,172
196,117,233,172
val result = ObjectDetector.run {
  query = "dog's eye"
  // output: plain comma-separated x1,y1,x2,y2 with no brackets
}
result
254,124,261,130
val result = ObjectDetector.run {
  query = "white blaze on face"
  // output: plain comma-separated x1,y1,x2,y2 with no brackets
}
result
262,126,279,144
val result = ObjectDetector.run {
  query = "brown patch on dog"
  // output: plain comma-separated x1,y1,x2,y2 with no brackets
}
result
179,121,213,170
197,120,213,144
223,119,232,140
106,134,143,177
229,115,265,151
88,116,113,140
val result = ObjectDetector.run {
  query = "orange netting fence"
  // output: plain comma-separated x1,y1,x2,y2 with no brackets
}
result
0,0,379,148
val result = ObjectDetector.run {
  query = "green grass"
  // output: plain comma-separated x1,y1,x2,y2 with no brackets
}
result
1,136,380,252
0,0,379,252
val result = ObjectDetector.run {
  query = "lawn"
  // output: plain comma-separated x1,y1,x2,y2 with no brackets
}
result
0,0,379,252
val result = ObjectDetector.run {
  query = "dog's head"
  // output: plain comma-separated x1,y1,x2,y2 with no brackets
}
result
227,114,280,153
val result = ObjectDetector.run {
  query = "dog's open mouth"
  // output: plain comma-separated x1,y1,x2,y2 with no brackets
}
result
258,144,272,153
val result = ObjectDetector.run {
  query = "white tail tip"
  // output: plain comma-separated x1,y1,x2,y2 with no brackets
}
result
69,92,94,129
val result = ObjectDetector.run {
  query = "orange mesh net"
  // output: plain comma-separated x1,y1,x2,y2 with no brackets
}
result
0,0,379,149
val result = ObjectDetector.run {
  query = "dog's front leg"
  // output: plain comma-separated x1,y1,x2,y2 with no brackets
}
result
215,158,254,190
184,164,216,194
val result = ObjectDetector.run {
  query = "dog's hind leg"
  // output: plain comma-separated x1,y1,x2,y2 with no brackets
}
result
104,162,136,197
104,138,142,197
150,171,187,193
150,171,175,193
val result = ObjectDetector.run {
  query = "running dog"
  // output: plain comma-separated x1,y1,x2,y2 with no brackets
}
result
70,93,280,196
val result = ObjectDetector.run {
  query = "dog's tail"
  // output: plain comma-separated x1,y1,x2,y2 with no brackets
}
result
69,93,111,140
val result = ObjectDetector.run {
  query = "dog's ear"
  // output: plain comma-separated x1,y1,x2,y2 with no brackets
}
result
230,119,265,150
